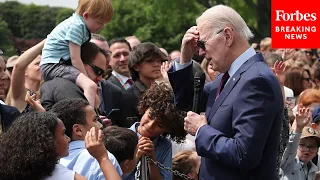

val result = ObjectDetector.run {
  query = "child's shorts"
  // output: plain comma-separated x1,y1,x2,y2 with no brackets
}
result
40,62,80,83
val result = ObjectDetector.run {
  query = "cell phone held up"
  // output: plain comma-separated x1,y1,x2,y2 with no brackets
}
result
106,109,120,120
29,91,37,101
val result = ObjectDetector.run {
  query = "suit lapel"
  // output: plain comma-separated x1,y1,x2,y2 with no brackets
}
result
109,75,126,91
207,73,240,120
206,53,264,121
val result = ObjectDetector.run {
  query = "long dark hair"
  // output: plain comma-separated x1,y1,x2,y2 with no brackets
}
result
138,82,187,143
0,112,59,180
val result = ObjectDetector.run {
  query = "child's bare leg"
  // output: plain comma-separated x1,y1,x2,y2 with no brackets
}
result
76,73,97,107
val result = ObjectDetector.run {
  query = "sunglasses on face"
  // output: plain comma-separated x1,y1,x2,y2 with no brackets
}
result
197,29,224,51
87,63,104,76
298,144,318,152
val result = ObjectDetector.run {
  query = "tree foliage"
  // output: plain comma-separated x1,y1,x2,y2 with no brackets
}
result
0,18,16,56
100,0,205,52
197,0,270,42
0,0,271,56
19,5,60,39
0,1,74,56
0,1,24,37
56,8,74,25
100,0,270,51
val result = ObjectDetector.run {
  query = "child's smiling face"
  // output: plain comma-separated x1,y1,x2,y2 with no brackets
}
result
138,108,166,138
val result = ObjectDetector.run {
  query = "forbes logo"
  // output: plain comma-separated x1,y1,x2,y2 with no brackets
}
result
275,10,317,21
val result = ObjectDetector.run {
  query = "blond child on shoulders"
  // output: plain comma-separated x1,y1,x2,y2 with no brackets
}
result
40,0,113,107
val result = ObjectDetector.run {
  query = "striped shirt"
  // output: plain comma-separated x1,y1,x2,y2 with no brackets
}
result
41,13,90,65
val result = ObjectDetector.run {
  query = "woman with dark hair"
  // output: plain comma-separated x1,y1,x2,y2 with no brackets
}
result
124,82,187,180
285,67,312,98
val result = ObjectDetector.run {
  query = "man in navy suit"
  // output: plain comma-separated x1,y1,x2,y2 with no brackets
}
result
168,5,283,180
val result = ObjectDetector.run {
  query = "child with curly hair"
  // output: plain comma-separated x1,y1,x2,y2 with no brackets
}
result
121,42,168,127
0,112,75,179
124,82,187,180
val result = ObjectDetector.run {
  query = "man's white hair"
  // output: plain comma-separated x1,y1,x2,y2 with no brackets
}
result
196,5,254,41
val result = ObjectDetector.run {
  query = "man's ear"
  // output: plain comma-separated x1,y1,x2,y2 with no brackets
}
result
224,27,233,47
73,124,84,137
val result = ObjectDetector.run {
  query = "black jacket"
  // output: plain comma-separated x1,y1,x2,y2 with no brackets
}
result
40,78,86,111
120,80,147,127
0,103,21,132
106,75,126,92
99,80,123,126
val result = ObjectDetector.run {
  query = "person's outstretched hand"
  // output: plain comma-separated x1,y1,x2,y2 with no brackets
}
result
272,60,287,85
160,61,172,81
295,106,310,133
85,127,109,163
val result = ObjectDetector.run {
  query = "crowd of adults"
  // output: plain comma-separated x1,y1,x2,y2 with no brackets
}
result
1,1,320,180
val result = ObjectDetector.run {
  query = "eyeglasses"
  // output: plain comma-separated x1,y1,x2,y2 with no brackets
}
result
197,29,224,51
87,63,104,76
298,144,318,152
